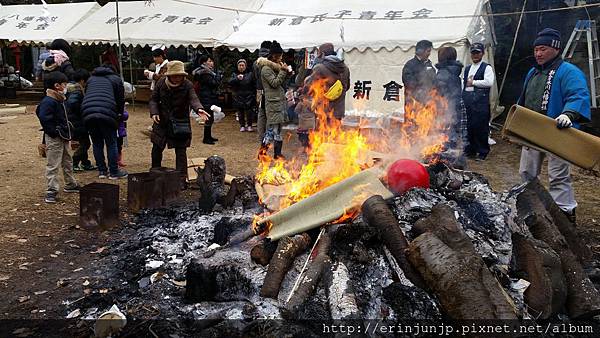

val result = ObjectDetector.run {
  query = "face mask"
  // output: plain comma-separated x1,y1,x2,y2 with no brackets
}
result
62,87,68,95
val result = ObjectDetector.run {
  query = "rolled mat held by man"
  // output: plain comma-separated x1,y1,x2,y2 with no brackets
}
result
502,104,600,171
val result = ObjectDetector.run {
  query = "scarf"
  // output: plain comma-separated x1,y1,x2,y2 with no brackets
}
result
165,77,183,89
46,88,66,101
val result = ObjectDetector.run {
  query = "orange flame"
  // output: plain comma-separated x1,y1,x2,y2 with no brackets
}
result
255,79,451,225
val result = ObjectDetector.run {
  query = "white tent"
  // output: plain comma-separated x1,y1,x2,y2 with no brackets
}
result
222,0,494,115
0,2,100,44
64,0,264,47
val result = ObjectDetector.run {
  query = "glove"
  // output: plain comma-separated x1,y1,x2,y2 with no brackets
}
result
555,114,572,129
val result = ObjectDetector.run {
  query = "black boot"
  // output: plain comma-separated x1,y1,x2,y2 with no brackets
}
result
203,126,215,145
274,141,284,160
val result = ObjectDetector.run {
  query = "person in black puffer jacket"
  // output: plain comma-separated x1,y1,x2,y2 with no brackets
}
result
81,64,127,179
434,46,468,170
229,59,256,132
66,68,96,171
192,54,221,144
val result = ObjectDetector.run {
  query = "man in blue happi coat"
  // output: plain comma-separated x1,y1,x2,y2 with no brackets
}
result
517,28,592,223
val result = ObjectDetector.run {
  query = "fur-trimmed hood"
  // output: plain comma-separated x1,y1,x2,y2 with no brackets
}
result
256,57,283,71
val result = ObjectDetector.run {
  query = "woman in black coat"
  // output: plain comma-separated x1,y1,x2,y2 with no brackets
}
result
192,55,220,144
434,46,468,169
229,59,256,132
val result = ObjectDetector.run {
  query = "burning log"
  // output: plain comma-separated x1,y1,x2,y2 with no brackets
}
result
517,189,600,319
512,233,566,319
524,179,593,265
283,230,332,317
407,204,518,319
251,239,278,266
361,195,426,289
260,233,311,299
197,156,228,212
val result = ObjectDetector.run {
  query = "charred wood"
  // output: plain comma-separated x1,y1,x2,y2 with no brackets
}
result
412,204,479,260
283,231,332,318
323,261,360,320
223,176,259,210
185,250,256,302
524,179,593,265
361,195,426,289
512,233,566,319
251,239,278,266
197,156,228,212
408,203,518,319
408,231,518,319
382,281,442,320
260,233,311,299
517,189,600,319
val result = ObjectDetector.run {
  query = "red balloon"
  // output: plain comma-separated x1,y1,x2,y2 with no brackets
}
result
386,159,430,195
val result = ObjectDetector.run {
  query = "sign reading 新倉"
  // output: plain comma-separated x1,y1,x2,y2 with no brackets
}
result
0,14,58,31
268,8,434,26
104,14,214,26
353,80,403,102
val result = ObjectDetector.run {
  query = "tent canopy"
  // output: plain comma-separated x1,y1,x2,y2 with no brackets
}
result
64,0,264,47
0,2,100,44
221,0,486,51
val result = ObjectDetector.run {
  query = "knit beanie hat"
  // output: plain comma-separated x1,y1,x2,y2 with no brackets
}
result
260,40,272,49
269,40,284,55
534,28,561,49
237,59,247,66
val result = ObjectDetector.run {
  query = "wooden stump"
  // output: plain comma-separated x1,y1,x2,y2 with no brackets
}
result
197,156,228,212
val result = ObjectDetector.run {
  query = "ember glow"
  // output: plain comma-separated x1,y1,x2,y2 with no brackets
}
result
256,78,451,219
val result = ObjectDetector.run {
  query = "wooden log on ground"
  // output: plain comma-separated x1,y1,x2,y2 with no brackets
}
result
284,231,332,317
251,239,278,266
517,189,600,319
407,231,518,319
361,195,426,289
512,233,566,319
260,233,311,299
524,178,592,265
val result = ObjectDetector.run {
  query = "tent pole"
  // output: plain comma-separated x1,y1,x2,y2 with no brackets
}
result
115,0,124,80
497,0,527,102
129,45,135,112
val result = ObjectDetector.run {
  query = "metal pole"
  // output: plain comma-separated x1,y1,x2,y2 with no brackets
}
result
115,0,124,80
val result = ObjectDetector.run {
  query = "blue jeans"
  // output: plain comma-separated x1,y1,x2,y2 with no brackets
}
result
88,122,118,175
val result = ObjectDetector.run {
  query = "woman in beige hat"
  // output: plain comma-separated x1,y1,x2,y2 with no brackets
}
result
150,60,209,187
